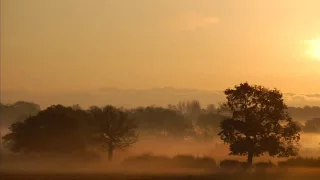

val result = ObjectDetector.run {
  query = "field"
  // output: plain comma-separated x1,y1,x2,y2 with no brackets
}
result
1,170,320,180
2,151,320,180
1,133,320,180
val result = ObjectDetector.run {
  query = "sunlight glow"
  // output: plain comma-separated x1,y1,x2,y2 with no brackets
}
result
305,39,320,60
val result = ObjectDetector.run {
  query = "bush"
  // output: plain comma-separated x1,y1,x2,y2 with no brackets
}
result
219,160,247,169
278,157,320,167
122,154,216,169
172,154,195,162
122,153,171,166
254,161,275,168
172,154,216,168
253,161,275,173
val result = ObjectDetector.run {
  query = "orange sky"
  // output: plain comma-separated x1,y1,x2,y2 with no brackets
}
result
2,0,320,96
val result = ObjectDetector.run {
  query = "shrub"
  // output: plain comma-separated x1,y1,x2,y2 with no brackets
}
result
254,161,275,168
220,160,246,169
278,157,320,167
122,154,216,169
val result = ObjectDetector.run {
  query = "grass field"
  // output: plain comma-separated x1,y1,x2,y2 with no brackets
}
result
1,168,320,180
0,173,319,180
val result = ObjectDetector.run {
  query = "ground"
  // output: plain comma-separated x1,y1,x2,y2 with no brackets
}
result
1,170,320,180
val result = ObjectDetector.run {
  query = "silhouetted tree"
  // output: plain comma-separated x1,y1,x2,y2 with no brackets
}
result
88,105,138,161
205,104,217,113
218,82,300,165
167,104,178,111
0,101,40,127
129,106,194,138
196,112,225,141
294,121,304,131
71,104,82,111
287,106,320,121
303,118,320,133
176,100,201,124
2,105,90,154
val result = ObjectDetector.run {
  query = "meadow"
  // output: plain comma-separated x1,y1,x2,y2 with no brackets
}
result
1,169,320,180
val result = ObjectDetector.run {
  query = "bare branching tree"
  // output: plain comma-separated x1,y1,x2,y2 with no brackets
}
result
88,105,138,161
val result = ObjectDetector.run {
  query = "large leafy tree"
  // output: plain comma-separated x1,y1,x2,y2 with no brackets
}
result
2,105,90,154
218,82,300,165
88,105,138,161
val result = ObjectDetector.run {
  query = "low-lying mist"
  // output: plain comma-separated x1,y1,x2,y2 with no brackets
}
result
1,132,320,174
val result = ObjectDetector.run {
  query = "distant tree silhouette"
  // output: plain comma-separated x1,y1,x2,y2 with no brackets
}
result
196,112,225,141
278,157,320,167
287,106,320,120
219,159,247,170
294,121,304,130
0,101,40,127
88,105,138,161
218,82,300,166
303,118,320,133
176,100,201,124
71,104,82,111
2,105,89,154
205,104,217,113
167,104,178,111
129,106,194,138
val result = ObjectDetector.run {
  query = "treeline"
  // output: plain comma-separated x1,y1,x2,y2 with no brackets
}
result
288,106,320,120
122,154,320,170
2,105,139,161
1,100,320,135
0,82,311,166
0,100,225,140
1,102,224,161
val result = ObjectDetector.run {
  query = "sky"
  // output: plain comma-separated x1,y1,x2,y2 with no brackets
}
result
2,0,320,107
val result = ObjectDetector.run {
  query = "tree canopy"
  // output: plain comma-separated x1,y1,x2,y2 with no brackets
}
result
1,85,309,163
2,105,89,154
129,106,194,138
88,105,138,161
218,82,301,165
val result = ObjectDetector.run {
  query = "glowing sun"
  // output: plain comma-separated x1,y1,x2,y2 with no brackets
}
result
305,39,320,60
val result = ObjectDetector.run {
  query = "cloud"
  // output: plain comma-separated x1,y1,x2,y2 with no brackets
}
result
291,95,307,101
284,93,320,100
303,94,320,98
2,89,320,109
176,11,219,31
283,93,320,107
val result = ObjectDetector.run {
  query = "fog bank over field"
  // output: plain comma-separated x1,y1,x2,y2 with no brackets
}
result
127,133,320,159
2,132,320,162
1,85,320,174
2,88,320,109
1,133,320,174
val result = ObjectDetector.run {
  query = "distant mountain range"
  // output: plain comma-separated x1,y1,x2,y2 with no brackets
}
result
1,87,320,109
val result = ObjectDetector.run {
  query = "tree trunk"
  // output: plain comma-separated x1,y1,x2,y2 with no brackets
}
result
108,147,114,161
247,151,253,166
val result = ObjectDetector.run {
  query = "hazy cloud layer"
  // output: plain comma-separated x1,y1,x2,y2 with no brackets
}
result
303,94,320,98
284,93,320,107
1,88,225,109
2,88,320,109
285,93,320,100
